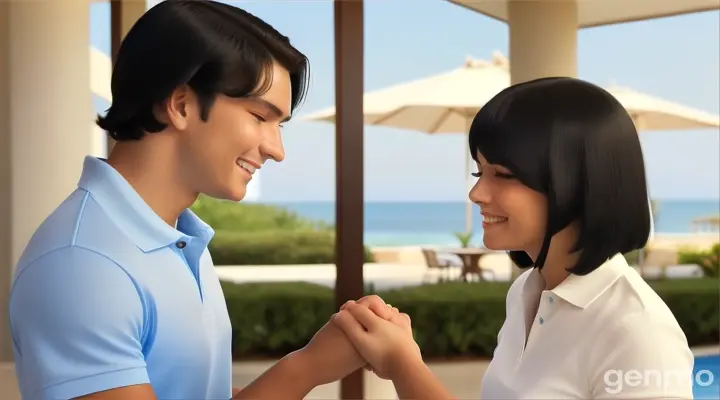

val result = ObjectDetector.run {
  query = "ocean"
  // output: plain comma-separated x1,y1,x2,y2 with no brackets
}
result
270,200,720,247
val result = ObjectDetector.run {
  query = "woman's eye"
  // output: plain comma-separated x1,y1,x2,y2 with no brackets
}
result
251,113,266,123
471,172,482,178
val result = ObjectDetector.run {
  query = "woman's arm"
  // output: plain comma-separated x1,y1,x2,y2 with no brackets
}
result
389,356,456,399
331,302,456,399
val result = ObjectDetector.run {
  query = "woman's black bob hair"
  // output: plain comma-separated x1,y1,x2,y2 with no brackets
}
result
469,77,651,275
97,0,309,141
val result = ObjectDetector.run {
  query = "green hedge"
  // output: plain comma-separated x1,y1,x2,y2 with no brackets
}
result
678,243,719,278
191,195,328,232
222,278,719,359
210,230,374,265
191,195,374,265
623,249,643,265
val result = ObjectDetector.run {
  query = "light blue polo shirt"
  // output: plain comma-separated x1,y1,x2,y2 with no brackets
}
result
9,156,233,400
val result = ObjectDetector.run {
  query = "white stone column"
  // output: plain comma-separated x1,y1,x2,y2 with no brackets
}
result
508,0,579,85
506,1,578,279
0,0,93,362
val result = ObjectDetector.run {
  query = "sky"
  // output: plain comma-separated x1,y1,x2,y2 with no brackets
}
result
90,1,720,202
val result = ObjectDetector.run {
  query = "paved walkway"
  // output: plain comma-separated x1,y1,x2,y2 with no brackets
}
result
215,262,704,292
2,346,717,399
0,360,488,400
215,262,512,291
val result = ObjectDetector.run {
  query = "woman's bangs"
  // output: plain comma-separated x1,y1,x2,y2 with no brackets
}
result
469,100,535,165
468,93,550,193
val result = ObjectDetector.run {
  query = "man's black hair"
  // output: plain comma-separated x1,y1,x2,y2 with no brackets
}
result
97,0,309,141
469,77,651,275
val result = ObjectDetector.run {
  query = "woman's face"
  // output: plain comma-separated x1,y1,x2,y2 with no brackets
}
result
468,152,548,258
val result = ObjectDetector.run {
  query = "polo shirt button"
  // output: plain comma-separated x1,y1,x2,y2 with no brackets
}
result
176,241,187,249
538,316,544,325
548,296,554,304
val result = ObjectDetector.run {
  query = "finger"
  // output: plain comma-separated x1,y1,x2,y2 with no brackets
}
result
331,310,370,345
366,300,396,321
345,302,385,331
390,312,412,329
356,295,385,308
357,295,395,320
339,300,356,311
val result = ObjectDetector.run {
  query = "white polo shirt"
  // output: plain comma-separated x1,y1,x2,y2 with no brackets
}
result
481,254,694,399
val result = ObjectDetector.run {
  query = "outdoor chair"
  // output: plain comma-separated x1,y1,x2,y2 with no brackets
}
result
421,248,462,283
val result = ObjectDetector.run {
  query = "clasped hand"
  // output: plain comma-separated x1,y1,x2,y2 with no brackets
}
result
297,295,422,386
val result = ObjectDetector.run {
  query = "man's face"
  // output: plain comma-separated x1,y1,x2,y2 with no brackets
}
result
179,61,291,201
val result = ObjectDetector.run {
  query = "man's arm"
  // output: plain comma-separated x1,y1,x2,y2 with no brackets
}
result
10,247,155,400
232,351,315,399
233,296,398,399
331,303,455,400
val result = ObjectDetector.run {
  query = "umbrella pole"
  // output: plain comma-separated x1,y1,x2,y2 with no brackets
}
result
465,119,472,234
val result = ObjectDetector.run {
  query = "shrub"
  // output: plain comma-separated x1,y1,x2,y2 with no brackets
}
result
379,282,507,357
191,195,374,265
678,243,719,278
222,281,334,357
223,278,719,359
649,278,719,345
191,195,328,232
210,230,374,265
623,249,641,265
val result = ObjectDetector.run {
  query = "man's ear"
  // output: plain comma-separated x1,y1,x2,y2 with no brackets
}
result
164,85,196,131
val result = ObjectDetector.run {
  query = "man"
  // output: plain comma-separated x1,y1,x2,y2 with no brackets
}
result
8,1,395,399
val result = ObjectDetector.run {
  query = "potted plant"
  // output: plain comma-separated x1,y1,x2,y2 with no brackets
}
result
454,231,474,248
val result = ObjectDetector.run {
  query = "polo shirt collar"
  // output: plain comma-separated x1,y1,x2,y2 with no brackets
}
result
77,156,214,252
523,253,628,309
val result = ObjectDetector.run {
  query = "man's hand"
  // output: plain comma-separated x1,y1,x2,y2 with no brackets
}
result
341,295,400,373
293,295,396,387
233,295,399,399
331,302,422,380
331,302,454,399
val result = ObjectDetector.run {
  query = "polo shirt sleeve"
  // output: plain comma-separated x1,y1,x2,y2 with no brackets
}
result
588,312,694,399
9,246,151,399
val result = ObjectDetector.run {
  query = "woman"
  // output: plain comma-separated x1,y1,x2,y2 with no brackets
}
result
333,77,694,399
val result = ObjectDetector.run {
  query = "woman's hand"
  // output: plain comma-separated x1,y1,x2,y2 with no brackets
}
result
331,301,422,380
340,295,400,373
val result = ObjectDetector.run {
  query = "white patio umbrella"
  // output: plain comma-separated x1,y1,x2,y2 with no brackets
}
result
608,85,720,130
303,51,720,235
304,52,512,234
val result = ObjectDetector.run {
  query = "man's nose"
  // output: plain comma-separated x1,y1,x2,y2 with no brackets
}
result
260,130,285,162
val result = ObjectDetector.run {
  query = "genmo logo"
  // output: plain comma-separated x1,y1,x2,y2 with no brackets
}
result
603,369,715,395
